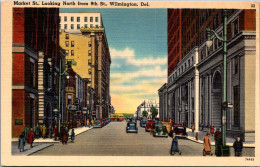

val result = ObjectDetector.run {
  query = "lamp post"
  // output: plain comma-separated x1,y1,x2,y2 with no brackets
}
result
53,108,58,125
206,10,229,156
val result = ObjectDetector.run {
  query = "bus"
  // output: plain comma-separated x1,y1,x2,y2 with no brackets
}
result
109,114,118,121
117,114,124,122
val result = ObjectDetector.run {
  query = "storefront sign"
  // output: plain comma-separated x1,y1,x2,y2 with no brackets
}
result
15,119,23,125
68,105,77,111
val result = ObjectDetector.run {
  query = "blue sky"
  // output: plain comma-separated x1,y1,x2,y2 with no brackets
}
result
61,8,167,113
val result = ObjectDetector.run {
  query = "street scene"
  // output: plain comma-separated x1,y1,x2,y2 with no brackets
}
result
11,7,256,157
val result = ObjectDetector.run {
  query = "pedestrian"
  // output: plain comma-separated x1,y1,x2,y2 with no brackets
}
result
27,128,35,148
35,124,40,139
53,125,58,141
214,128,222,156
203,132,213,156
191,122,195,133
60,126,64,142
42,124,46,139
170,133,181,156
23,127,29,140
62,127,69,144
18,134,25,152
71,128,75,143
48,125,52,138
210,125,214,136
233,136,243,157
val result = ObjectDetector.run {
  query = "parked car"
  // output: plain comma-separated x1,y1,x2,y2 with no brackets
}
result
145,120,155,132
107,117,111,123
162,122,172,133
140,119,147,127
93,120,102,128
126,122,138,133
153,124,168,137
169,124,188,138
102,119,107,126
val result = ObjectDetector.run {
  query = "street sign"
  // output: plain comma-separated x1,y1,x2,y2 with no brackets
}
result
68,105,77,111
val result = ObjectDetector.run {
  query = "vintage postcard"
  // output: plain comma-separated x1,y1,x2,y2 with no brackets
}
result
1,0,259,166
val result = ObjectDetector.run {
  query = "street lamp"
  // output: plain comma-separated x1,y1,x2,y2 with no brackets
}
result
206,10,229,156
53,108,58,124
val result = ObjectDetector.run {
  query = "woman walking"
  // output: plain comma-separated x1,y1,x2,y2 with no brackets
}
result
18,134,25,152
71,128,75,143
203,132,213,156
27,128,35,148
171,133,181,156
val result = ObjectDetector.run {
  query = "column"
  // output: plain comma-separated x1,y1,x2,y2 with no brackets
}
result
195,69,200,132
209,74,212,126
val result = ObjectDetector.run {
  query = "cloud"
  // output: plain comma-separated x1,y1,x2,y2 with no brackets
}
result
110,48,167,66
110,47,167,114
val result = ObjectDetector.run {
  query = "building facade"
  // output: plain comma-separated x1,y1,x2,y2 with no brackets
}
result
163,9,256,142
59,12,103,33
136,99,159,120
12,8,61,137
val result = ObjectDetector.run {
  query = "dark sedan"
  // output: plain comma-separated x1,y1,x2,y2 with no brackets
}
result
126,122,138,133
169,124,188,138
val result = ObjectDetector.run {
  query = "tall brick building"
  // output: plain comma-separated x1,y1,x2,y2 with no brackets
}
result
12,8,62,137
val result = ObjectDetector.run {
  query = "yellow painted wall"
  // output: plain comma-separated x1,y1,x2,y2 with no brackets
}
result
59,31,92,81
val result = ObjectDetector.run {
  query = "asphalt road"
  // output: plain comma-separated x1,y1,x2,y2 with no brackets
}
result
32,121,254,156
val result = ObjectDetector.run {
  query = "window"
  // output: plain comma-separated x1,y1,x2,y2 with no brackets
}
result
88,69,92,75
71,41,74,47
96,25,99,28
65,50,69,56
65,34,69,39
233,85,240,126
77,17,80,22
84,17,88,22
90,17,93,22
67,94,72,105
218,32,223,47
95,17,98,22
71,50,74,56
84,24,88,28
71,24,74,29
88,59,92,65
64,24,67,30
88,43,92,47
65,41,69,47
90,24,93,28
232,19,239,37
64,16,67,22
71,17,74,22
30,62,35,87
77,24,80,29
88,50,92,56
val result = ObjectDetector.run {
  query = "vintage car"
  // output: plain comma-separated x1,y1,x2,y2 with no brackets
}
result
93,120,103,128
126,122,138,133
102,119,107,126
140,119,147,127
153,124,168,137
162,122,172,133
145,120,155,132
169,124,188,138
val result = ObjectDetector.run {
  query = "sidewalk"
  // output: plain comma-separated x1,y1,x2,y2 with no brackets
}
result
12,126,93,155
186,128,255,148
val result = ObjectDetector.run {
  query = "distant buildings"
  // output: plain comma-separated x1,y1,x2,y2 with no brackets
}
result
160,9,256,142
136,99,159,120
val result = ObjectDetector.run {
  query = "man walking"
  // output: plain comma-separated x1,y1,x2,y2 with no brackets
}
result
233,136,243,157
203,132,213,156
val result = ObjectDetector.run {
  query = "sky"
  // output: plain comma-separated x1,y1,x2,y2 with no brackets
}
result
61,8,167,114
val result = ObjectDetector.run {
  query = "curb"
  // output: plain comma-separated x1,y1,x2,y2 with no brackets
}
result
186,136,255,148
28,143,54,156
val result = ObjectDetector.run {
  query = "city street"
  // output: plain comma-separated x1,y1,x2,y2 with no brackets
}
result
32,121,254,156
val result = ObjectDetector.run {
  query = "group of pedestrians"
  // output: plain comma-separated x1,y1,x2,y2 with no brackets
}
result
18,128,35,152
170,125,244,156
18,124,77,152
